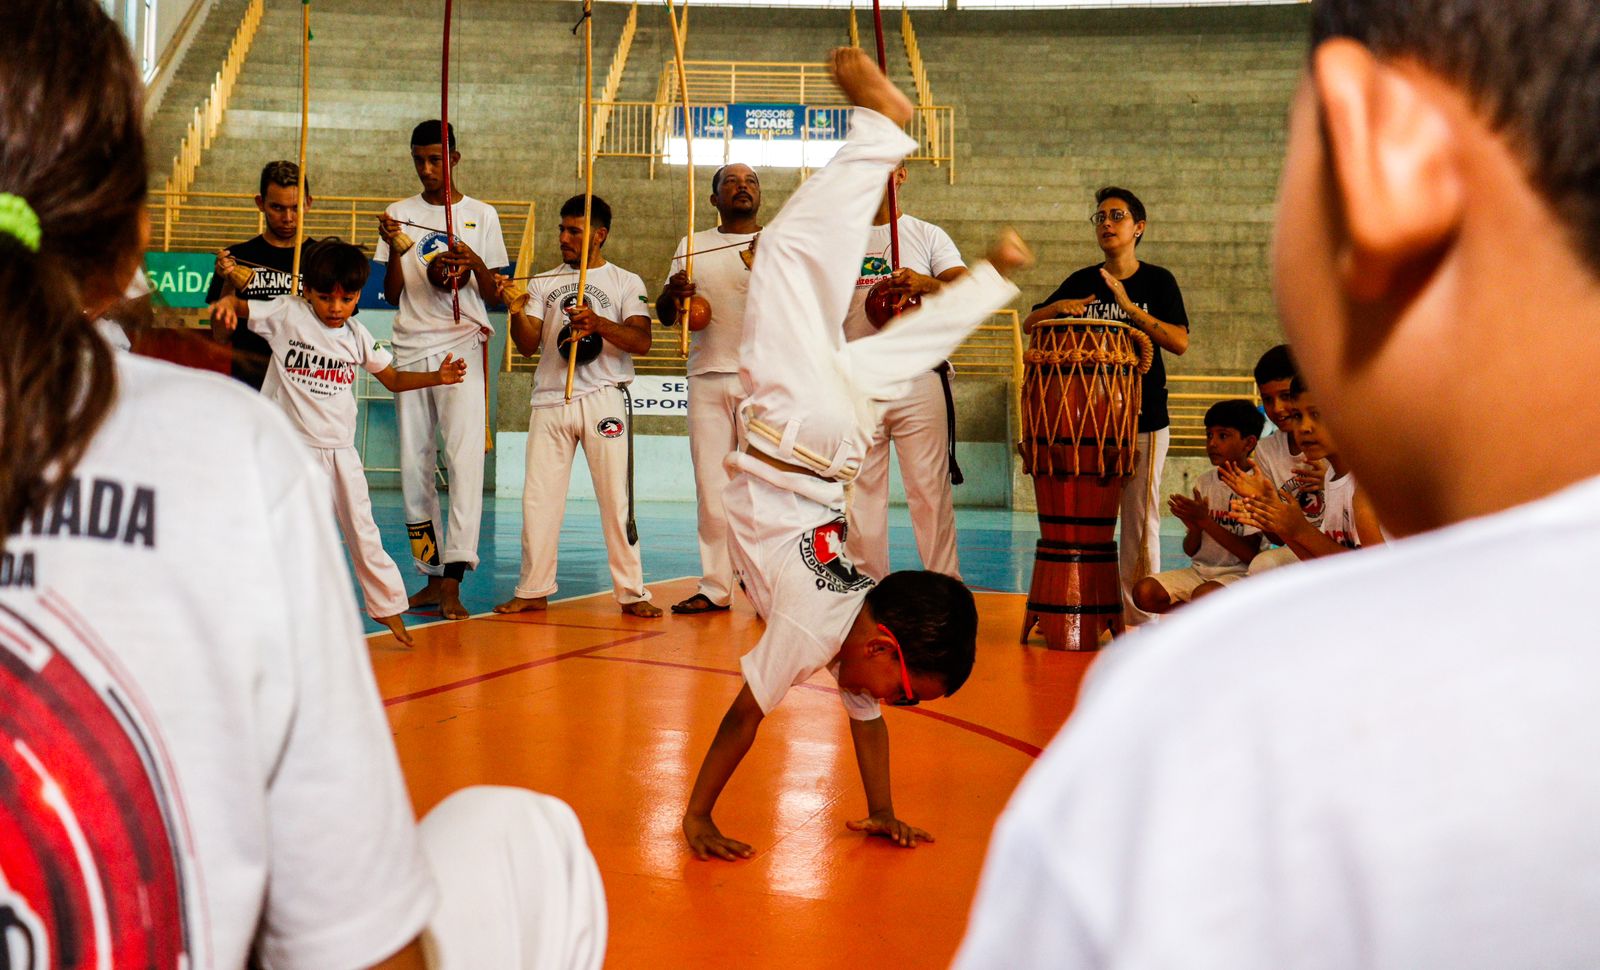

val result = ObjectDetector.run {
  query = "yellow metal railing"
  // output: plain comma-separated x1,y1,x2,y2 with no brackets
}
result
665,60,848,105
167,0,264,199
900,8,944,167
591,3,639,157
147,191,535,268
1166,375,1262,456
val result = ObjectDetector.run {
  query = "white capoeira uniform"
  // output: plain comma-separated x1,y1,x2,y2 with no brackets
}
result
1144,466,1258,601
375,194,508,577
510,261,653,606
667,227,759,608
248,295,409,619
842,214,966,581
726,107,1017,714
2,354,603,970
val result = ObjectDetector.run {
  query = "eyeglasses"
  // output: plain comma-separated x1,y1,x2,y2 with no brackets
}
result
878,624,919,707
1089,209,1133,227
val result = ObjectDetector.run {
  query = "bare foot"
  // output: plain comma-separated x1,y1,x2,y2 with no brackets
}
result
493,595,548,614
621,600,664,618
986,228,1035,279
438,578,469,620
830,47,912,126
408,577,444,609
376,613,415,647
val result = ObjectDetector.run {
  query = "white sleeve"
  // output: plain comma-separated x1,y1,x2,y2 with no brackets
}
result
619,271,650,323
663,235,689,286
373,202,398,264
482,204,510,271
738,611,836,716
246,295,290,339
251,429,436,969
354,322,394,375
926,222,965,277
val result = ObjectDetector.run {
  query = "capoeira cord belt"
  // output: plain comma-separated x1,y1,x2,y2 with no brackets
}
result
744,415,861,484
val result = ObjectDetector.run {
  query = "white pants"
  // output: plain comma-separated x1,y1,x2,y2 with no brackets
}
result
688,372,745,607
1249,544,1300,575
846,369,960,581
420,786,606,970
740,107,1019,478
1120,426,1170,627
397,341,487,574
514,385,650,605
316,445,409,619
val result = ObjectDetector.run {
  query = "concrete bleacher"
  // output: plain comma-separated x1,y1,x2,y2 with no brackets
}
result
148,0,1308,502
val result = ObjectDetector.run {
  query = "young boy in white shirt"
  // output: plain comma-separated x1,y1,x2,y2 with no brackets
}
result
210,240,467,644
1131,399,1264,614
681,48,1033,862
1225,344,1328,572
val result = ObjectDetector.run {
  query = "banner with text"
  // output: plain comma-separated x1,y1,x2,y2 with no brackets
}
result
627,375,691,416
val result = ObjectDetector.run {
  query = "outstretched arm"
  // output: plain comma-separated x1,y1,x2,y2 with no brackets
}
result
683,683,765,861
845,715,933,848
374,354,467,393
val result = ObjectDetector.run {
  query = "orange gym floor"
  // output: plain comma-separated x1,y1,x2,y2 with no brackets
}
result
370,576,1097,969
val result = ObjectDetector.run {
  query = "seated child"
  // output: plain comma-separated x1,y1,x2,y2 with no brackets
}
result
1131,399,1265,614
1232,376,1384,559
681,47,1033,862
209,239,466,644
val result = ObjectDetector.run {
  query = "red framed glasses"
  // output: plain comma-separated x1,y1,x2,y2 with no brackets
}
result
878,624,918,707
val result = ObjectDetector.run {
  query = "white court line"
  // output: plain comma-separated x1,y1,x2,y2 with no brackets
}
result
366,575,700,639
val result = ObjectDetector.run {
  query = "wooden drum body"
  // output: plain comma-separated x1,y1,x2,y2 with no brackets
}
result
1018,319,1150,651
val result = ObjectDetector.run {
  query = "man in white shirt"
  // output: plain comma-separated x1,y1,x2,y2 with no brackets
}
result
493,195,661,617
955,1,1600,966
656,163,763,615
841,164,968,580
375,120,509,621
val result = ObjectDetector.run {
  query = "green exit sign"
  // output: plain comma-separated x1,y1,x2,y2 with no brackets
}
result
145,252,216,309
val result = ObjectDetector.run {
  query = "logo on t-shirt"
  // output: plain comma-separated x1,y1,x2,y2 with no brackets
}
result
282,337,357,397
858,254,892,287
799,519,872,593
595,417,624,438
415,231,452,267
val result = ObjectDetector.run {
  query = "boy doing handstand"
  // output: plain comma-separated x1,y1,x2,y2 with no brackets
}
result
1131,399,1264,614
682,48,1033,861
211,240,466,644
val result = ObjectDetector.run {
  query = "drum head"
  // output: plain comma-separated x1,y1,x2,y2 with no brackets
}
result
557,324,603,365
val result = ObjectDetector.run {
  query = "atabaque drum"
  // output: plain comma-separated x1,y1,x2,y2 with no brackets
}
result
1017,318,1151,651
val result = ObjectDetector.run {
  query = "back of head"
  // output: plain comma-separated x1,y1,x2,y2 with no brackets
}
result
1312,0,1600,274
411,119,457,151
1253,344,1298,387
302,238,370,294
867,571,978,695
0,0,146,546
1205,399,1266,440
560,194,613,231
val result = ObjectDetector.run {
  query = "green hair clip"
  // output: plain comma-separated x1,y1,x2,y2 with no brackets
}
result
0,193,41,253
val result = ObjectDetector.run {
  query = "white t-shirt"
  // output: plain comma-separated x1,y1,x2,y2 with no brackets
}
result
1191,466,1259,568
666,227,759,377
375,194,509,366
955,473,1600,970
1252,430,1326,527
249,296,394,449
525,261,649,409
842,214,965,342
1320,470,1361,549
0,355,434,969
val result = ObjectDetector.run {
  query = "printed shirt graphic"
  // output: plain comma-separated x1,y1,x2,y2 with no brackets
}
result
0,354,435,969
1253,431,1326,527
666,227,759,377
374,194,509,366
527,261,648,408
1033,262,1189,432
842,214,965,342
1320,471,1362,549
1191,467,1260,568
248,296,394,448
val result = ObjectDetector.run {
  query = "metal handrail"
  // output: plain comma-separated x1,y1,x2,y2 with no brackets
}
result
167,0,264,199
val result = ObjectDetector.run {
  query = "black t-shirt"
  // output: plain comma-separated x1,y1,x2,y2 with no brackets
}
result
1033,262,1189,432
204,236,311,390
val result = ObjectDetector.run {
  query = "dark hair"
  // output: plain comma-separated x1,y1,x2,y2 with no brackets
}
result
1205,399,1266,439
866,571,978,695
410,120,457,151
1289,374,1310,399
560,194,613,232
1312,0,1600,272
1096,185,1146,245
1253,344,1298,386
302,239,370,294
0,1,144,546
258,160,306,199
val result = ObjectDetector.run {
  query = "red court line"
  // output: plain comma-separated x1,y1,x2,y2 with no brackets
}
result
382,631,664,707
577,654,1043,759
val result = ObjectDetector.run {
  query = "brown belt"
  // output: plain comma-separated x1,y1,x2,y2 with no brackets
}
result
740,444,828,480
